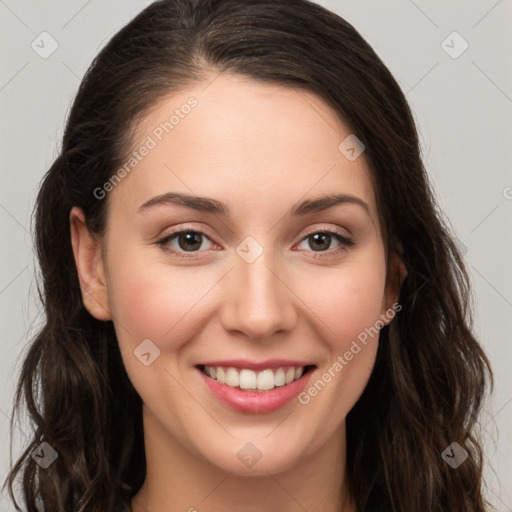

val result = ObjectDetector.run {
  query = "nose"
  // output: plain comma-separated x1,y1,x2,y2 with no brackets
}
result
220,250,298,341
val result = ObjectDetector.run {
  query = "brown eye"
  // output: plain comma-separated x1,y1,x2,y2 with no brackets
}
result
176,231,203,251
307,232,332,251
157,230,214,256
296,230,355,258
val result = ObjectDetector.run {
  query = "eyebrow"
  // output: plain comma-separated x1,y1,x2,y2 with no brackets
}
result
138,192,371,217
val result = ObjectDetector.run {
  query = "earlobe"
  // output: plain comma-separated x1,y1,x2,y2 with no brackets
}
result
394,251,408,291
69,206,112,321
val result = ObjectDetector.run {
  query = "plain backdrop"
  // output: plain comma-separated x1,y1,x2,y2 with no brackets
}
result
1,0,511,509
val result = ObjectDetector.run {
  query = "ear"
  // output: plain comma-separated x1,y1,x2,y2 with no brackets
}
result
69,206,112,321
380,238,407,324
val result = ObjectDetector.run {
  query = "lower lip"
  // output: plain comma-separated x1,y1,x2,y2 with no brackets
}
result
196,367,314,414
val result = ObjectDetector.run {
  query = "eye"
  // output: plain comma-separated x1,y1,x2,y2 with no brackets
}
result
296,230,354,257
155,227,355,259
156,230,215,257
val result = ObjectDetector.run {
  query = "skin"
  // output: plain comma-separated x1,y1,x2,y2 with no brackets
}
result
70,72,405,512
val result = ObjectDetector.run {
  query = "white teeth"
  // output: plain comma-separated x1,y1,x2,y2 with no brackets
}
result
257,369,275,391
285,367,295,384
225,367,239,387
274,368,286,386
202,365,309,391
239,369,257,390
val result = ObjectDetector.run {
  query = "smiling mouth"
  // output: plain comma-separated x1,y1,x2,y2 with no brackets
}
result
196,364,316,392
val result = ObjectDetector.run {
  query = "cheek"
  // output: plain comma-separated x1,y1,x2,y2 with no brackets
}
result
295,255,386,403
105,248,215,413
107,253,211,345
293,264,386,438
298,256,387,344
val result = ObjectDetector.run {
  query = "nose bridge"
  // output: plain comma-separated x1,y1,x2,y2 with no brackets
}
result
221,240,297,339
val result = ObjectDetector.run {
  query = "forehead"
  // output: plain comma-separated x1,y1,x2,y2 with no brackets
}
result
108,72,378,225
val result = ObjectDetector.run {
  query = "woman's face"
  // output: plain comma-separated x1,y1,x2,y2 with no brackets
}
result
73,72,400,476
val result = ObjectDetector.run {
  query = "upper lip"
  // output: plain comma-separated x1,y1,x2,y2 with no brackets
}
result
196,359,315,372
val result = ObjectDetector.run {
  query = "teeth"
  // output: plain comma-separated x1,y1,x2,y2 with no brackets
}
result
216,367,226,384
257,369,274,391
274,368,286,386
225,367,240,387
203,365,308,391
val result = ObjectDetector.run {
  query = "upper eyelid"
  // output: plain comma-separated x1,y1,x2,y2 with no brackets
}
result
300,224,351,238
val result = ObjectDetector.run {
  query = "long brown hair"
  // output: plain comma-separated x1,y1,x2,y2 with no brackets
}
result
4,0,493,510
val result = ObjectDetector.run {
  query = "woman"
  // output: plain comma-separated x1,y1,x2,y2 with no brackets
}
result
4,0,493,510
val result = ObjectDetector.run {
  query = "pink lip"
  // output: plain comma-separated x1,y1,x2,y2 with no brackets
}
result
195,366,315,414
195,359,314,372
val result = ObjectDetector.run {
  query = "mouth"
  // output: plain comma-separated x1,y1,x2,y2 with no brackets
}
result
196,364,317,392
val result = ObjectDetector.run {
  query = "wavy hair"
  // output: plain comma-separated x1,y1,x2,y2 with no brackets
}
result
4,0,493,510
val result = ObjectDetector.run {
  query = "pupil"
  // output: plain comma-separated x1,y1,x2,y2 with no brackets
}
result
179,232,202,251
310,233,330,251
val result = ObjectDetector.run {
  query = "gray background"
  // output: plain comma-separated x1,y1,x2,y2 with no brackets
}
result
1,0,511,509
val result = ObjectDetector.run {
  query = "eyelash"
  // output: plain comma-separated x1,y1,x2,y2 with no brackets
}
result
155,227,355,259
